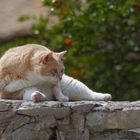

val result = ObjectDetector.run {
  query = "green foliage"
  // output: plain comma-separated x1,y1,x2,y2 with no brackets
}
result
18,15,36,22
0,37,41,56
1,0,140,100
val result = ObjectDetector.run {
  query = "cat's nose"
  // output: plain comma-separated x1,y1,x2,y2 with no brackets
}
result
58,75,62,80
57,72,62,80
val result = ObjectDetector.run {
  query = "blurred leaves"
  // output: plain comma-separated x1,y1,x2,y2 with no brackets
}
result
18,15,36,22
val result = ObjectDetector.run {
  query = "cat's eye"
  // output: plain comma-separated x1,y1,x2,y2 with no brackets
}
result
61,69,64,73
51,69,57,75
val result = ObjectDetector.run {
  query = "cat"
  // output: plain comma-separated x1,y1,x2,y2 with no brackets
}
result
0,44,112,102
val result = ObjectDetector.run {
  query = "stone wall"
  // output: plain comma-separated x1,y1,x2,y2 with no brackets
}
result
0,100,140,140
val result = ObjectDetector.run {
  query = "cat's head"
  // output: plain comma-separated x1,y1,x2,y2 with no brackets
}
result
30,50,67,84
40,51,66,80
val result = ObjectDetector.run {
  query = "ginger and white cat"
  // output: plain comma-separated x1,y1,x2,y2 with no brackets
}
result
0,44,112,102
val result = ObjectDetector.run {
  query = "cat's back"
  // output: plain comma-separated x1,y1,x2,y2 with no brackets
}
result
0,44,50,79
1,44,49,58
0,44,49,65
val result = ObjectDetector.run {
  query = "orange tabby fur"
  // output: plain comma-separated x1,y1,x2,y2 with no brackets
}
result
0,44,65,99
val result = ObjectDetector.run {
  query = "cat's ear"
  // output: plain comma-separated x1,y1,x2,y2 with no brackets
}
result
58,50,67,59
41,52,53,64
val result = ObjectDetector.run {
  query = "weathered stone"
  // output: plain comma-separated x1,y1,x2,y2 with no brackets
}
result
0,100,140,140
1,135,12,140
17,101,70,119
57,117,73,131
0,101,9,111
63,101,94,112
56,130,66,140
17,107,49,116
86,108,140,132
71,112,85,133
2,115,32,135
11,124,53,140
38,114,56,128
64,130,84,140
63,101,106,113
128,128,140,134
80,128,89,140
90,130,140,140
50,107,71,119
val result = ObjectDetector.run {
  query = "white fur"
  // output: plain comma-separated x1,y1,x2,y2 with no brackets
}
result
23,87,39,100
26,71,59,85
52,82,69,102
4,71,58,93
4,80,33,93
23,87,46,101
61,74,111,101
4,73,111,102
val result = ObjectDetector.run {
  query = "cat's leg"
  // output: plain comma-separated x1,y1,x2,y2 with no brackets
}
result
52,82,69,102
22,87,47,102
75,90,112,101
61,75,112,101
4,80,34,93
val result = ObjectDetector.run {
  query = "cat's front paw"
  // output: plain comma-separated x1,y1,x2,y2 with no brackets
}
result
104,94,112,101
31,91,46,102
58,96,69,102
